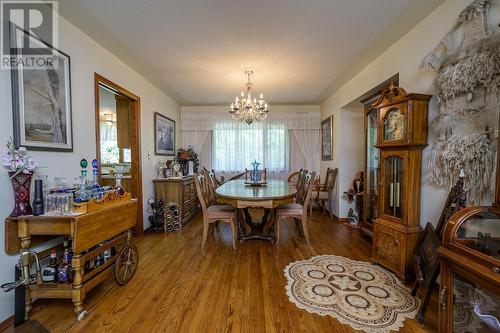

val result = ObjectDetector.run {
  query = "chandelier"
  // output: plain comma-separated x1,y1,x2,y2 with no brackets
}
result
229,70,269,125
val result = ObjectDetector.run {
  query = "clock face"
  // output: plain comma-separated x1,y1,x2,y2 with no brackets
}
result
384,108,404,141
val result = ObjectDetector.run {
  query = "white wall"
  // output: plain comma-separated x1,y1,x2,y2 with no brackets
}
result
0,15,180,322
321,0,500,222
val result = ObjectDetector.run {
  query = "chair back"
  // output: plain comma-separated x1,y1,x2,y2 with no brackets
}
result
294,169,307,202
300,171,317,213
193,172,210,214
245,168,267,181
211,169,224,186
203,169,219,206
326,168,338,192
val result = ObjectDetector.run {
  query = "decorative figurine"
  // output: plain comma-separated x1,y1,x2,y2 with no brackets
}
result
250,160,261,182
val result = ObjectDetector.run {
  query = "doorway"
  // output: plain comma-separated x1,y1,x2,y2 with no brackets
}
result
94,73,143,235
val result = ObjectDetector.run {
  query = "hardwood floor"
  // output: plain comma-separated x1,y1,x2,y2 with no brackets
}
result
17,211,437,333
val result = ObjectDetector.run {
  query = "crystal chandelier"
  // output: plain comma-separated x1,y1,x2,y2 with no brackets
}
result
229,70,269,125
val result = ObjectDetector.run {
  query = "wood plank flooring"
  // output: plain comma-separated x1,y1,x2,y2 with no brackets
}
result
18,211,437,333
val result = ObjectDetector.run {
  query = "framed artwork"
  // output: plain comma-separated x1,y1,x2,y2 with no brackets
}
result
10,24,73,151
154,112,175,156
321,115,333,161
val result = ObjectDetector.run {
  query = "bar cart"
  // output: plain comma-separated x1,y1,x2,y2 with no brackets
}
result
4,193,139,321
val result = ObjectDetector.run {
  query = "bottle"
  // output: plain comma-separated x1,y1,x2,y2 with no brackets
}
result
33,179,44,216
42,249,58,282
114,173,125,196
58,239,73,283
91,159,100,190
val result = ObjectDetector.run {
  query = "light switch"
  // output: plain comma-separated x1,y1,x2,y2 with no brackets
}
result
147,151,151,159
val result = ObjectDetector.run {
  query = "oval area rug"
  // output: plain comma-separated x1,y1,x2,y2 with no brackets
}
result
284,255,419,333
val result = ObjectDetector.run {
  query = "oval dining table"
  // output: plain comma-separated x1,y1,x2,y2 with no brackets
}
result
215,179,297,241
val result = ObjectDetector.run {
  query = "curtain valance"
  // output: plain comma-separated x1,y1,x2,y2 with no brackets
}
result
181,110,321,131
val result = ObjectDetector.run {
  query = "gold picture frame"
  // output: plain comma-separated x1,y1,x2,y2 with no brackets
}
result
321,115,333,161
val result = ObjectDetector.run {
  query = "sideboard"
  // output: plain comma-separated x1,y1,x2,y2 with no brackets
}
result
153,177,199,226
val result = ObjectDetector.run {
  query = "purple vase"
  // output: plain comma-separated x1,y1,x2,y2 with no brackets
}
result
9,171,33,217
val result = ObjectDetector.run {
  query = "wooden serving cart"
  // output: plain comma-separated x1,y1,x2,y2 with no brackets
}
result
5,195,139,321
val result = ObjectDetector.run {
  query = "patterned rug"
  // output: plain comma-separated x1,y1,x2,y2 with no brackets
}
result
284,255,419,333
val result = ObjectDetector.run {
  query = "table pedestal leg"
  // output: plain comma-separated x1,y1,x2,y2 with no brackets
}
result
240,208,274,241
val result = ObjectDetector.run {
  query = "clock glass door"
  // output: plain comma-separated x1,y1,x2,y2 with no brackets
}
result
383,107,405,141
384,156,403,218
365,108,379,228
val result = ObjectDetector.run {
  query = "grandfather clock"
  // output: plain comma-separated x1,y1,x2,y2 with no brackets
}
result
370,83,431,281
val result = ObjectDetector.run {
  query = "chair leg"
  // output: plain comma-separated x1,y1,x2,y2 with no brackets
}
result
230,221,237,250
275,217,281,245
301,217,311,246
201,221,209,250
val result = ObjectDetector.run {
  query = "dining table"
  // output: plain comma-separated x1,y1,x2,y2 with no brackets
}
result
215,179,297,241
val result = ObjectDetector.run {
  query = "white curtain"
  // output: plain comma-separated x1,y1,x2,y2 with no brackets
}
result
211,120,288,179
181,130,211,168
100,121,117,141
292,129,321,174
181,109,321,179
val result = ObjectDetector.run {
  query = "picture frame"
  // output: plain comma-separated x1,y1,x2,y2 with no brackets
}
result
321,115,333,161
154,112,175,156
10,24,73,151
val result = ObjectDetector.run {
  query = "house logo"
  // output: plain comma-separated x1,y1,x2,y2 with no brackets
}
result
1,0,58,69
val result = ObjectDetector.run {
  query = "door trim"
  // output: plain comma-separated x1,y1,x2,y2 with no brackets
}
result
94,73,144,235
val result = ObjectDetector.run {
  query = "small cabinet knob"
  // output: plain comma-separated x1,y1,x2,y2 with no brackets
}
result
492,266,500,273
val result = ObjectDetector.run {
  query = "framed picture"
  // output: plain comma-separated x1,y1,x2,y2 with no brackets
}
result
321,115,333,160
154,112,175,156
10,24,73,151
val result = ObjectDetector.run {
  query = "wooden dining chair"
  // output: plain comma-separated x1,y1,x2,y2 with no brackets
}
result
245,168,267,181
287,171,300,187
275,171,316,245
193,173,237,250
203,168,220,206
314,168,338,219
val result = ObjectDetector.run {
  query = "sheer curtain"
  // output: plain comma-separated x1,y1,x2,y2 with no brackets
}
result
291,129,321,173
181,130,211,168
212,120,288,179
181,109,321,179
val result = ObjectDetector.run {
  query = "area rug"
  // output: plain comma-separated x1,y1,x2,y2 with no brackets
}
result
284,255,419,333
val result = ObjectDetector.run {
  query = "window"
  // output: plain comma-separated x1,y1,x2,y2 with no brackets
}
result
213,122,288,173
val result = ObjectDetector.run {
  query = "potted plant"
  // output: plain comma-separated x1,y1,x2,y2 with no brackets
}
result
2,140,38,217
176,147,199,176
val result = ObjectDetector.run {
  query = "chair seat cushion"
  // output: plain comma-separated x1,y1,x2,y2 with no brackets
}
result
207,205,236,219
317,191,329,200
277,203,304,216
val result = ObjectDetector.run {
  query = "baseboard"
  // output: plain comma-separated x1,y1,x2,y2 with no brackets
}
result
0,315,14,333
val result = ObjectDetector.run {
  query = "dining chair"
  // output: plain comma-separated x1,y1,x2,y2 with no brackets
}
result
227,172,246,181
245,168,267,181
193,173,237,250
287,171,300,187
203,168,219,206
211,169,225,186
275,170,316,245
314,168,338,220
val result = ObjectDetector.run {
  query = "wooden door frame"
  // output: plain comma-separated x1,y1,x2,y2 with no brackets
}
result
94,73,144,235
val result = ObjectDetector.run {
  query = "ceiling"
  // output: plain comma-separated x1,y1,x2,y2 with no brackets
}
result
61,0,444,105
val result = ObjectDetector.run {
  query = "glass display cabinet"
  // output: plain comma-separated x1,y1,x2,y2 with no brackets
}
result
370,83,431,281
438,207,500,332
361,107,379,238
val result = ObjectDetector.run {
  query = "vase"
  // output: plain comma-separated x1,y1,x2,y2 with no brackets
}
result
179,161,189,176
9,171,33,217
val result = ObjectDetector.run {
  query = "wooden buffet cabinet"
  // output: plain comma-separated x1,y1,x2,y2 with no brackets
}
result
370,83,431,281
153,177,199,226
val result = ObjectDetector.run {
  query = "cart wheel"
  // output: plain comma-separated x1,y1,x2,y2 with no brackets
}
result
114,243,138,285
77,310,88,321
